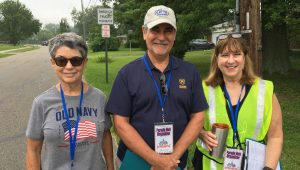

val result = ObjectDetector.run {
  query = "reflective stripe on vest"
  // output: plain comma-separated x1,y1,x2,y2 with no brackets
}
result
253,80,266,139
208,86,217,170
208,86,216,125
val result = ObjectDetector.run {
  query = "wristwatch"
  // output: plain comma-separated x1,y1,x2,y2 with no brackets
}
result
263,167,273,170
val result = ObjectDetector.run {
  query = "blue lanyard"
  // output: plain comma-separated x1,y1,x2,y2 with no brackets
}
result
143,55,173,122
223,84,245,142
60,82,84,167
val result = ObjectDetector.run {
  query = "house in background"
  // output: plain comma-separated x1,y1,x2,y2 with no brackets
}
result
210,21,234,44
116,34,127,45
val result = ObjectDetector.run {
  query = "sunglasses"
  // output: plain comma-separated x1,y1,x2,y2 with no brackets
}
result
53,56,85,67
159,74,168,95
216,33,242,42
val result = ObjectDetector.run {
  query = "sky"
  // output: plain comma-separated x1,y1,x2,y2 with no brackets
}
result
2,0,103,26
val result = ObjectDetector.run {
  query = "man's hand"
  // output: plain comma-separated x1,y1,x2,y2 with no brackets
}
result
150,154,180,170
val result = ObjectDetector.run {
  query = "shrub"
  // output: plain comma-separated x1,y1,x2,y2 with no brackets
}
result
88,26,121,52
97,56,113,63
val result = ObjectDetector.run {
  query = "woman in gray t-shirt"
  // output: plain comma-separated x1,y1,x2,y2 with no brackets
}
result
26,32,114,170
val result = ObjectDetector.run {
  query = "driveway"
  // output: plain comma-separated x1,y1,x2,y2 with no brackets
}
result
0,46,57,170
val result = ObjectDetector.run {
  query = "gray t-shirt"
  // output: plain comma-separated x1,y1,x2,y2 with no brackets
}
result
26,85,112,170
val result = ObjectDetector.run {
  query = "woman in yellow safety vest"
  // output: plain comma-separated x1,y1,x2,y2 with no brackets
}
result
193,33,283,170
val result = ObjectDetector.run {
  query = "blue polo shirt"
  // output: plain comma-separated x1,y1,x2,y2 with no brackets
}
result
106,53,208,168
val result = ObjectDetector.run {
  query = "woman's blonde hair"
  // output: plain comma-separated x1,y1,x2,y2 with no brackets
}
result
205,36,258,87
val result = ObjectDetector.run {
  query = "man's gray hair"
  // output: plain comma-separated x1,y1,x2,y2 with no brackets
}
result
48,32,88,58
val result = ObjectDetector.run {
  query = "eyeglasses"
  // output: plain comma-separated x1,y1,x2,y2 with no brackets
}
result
159,74,168,95
216,33,242,42
53,56,85,67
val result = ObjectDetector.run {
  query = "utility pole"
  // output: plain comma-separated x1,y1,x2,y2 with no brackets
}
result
235,0,240,32
81,0,86,41
240,0,262,76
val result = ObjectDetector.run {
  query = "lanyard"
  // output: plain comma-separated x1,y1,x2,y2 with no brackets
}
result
60,82,84,167
223,84,244,147
143,55,173,122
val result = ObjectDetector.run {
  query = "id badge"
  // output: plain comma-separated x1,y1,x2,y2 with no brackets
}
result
154,122,173,154
223,148,243,170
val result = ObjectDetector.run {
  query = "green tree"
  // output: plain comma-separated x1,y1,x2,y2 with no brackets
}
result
25,30,50,44
72,5,118,38
262,0,298,73
34,24,59,42
88,25,120,52
44,23,59,35
0,0,41,45
113,0,298,74
25,23,60,44
72,5,120,51
113,0,234,58
72,6,100,38
59,18,71,33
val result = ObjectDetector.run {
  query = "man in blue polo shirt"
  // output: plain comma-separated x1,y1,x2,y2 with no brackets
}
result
106,5,208,170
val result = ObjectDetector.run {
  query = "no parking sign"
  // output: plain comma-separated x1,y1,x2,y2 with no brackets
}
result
102,25,110,38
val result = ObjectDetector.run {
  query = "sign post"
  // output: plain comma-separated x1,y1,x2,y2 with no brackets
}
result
128,29,133,54
98,8,113,84
102,25,110,84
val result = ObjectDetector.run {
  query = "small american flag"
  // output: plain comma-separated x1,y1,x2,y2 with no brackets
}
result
62,120,97,141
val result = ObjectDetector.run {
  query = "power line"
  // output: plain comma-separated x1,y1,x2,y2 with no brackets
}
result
81,0,86,40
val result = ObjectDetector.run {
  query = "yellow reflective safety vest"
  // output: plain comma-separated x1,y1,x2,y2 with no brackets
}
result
195,79,273,170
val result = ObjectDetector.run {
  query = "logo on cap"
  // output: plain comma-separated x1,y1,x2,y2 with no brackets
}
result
155,9,169,17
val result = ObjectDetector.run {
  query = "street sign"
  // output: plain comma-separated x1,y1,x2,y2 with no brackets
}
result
98,8,113,25
102,25,110,38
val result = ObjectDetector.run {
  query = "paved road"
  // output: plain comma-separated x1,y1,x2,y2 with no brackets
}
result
0,46,57,170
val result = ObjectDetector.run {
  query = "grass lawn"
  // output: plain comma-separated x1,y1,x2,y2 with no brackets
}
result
84,48,300,170
12,45,39,52
0,44,40,58
84,48,144,95
0,44,24,51
263,53,300,169
0,53,12,58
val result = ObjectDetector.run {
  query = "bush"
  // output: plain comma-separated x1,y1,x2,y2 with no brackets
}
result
97,56,113,63
89,37,121,52
88,26,121,52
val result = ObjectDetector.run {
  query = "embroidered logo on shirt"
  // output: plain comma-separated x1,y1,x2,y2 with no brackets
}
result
179,79,187,89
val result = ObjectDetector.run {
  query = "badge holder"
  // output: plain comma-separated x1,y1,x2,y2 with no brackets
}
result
223,148,243,170
154,122,174,154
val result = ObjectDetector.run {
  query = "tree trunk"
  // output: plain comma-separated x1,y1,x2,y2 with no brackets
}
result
262,24,292,74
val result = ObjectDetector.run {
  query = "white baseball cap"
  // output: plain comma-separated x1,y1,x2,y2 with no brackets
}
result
144,5,177,30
